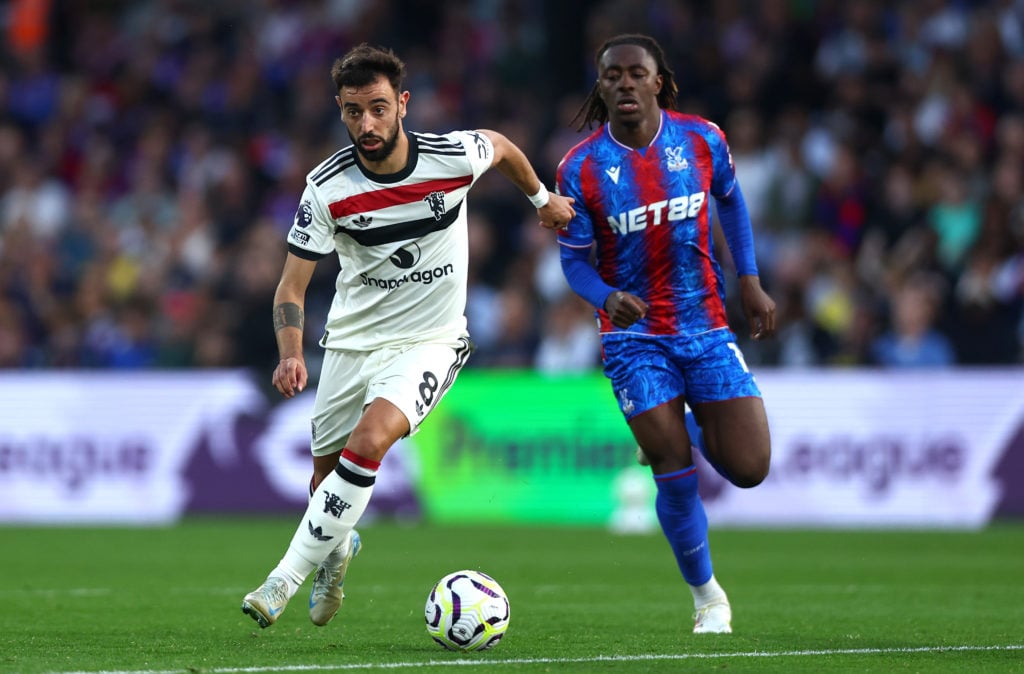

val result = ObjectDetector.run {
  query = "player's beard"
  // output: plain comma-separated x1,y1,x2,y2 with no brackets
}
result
352,113,402,163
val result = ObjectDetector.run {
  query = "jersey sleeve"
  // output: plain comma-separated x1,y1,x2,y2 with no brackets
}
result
702,121,738,199
286,182,334,260
449,130,496,182
555,155,594,249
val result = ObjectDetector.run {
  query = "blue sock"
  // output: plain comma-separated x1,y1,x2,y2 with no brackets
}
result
685,410,731,481
654,465,713,586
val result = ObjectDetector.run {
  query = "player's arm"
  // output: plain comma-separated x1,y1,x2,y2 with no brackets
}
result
555,160,646,328
476,129,575,229
715,183,776,339
272,252,317,398
560,244,647,328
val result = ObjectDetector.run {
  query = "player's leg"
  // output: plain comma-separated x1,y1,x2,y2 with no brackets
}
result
306,450,360,626
685,330,770,489
690,397,770,488
300,397,406,625
305,327,475,628
312,452,340,490
628,400,731,633
243,336,473,628
242,347,383,627
242,396,405,628
635,405,707,470
308,334,472,626
604,336,730,633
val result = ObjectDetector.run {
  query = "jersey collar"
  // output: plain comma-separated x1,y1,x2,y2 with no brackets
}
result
604,110,665,151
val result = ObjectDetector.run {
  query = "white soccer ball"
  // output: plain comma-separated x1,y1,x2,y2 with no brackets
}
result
424,569,510,651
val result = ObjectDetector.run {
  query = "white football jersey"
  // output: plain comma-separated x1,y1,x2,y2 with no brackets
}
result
286,130,494,351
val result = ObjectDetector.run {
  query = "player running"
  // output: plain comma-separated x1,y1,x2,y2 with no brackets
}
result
555,33,776,634
241,43,575,629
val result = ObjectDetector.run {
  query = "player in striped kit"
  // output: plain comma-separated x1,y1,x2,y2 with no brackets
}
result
241,44,575,629
556,34,776,634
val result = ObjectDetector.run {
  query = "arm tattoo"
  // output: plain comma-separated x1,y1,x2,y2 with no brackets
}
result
273,302,304,332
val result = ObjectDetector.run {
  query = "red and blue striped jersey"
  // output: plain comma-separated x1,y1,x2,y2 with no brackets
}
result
556,110,738,337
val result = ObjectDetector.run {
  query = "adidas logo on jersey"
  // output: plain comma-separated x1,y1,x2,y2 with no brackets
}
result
353,214,373,228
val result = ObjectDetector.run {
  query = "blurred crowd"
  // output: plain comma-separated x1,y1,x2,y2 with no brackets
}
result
0,0,1022,377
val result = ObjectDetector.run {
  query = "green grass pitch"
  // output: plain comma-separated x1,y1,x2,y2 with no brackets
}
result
1,518,1022,673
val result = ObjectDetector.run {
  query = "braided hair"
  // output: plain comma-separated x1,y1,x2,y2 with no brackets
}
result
571,34,679,131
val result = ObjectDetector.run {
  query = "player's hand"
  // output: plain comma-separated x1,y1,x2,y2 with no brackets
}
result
272,356,308,398
537,194,576,230
739,275,776,340
604,290,648,328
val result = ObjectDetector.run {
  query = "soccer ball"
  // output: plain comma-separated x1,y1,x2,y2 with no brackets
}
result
424,569,510,651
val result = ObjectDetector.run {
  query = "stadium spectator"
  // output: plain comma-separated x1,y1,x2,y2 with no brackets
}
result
870,271,955,367
0,0,1021,369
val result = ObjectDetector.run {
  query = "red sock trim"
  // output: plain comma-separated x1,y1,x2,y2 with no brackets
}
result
341,447,381,471
653,465,698,482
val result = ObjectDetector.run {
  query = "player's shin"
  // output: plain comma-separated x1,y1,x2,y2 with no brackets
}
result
275,449,379,593
653,465,713,587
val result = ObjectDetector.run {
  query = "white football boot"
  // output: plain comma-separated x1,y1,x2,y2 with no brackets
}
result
693,599,732,634
241,577,290,628
308,529,362,626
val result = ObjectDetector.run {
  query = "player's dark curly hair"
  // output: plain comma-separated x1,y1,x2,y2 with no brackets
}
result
331,43,407,93
571,34,679,131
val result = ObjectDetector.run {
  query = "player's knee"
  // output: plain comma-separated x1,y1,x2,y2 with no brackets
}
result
730,468,767,489
729,452,770,488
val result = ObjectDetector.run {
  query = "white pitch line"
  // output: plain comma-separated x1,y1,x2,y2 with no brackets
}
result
50,644,1024,674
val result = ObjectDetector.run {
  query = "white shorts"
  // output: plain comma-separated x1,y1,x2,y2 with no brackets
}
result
309,334,473,456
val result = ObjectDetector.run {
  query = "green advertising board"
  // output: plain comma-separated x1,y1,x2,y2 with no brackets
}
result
412,370,643,525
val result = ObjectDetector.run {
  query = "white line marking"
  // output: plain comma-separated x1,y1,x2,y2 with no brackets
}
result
49,644,1024,674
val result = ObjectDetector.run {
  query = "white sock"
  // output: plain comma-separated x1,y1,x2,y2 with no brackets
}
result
276,451,378,589
307,474,346,559
690,574,728,608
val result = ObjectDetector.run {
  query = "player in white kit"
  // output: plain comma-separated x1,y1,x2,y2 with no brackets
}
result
241,43,575,629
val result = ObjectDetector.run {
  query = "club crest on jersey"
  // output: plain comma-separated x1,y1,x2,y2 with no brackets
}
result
423,190,446,221
617,388,635,415
295,200,313,227
665,146,688,172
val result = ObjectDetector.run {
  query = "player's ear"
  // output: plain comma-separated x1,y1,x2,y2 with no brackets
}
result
398,90,410,118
